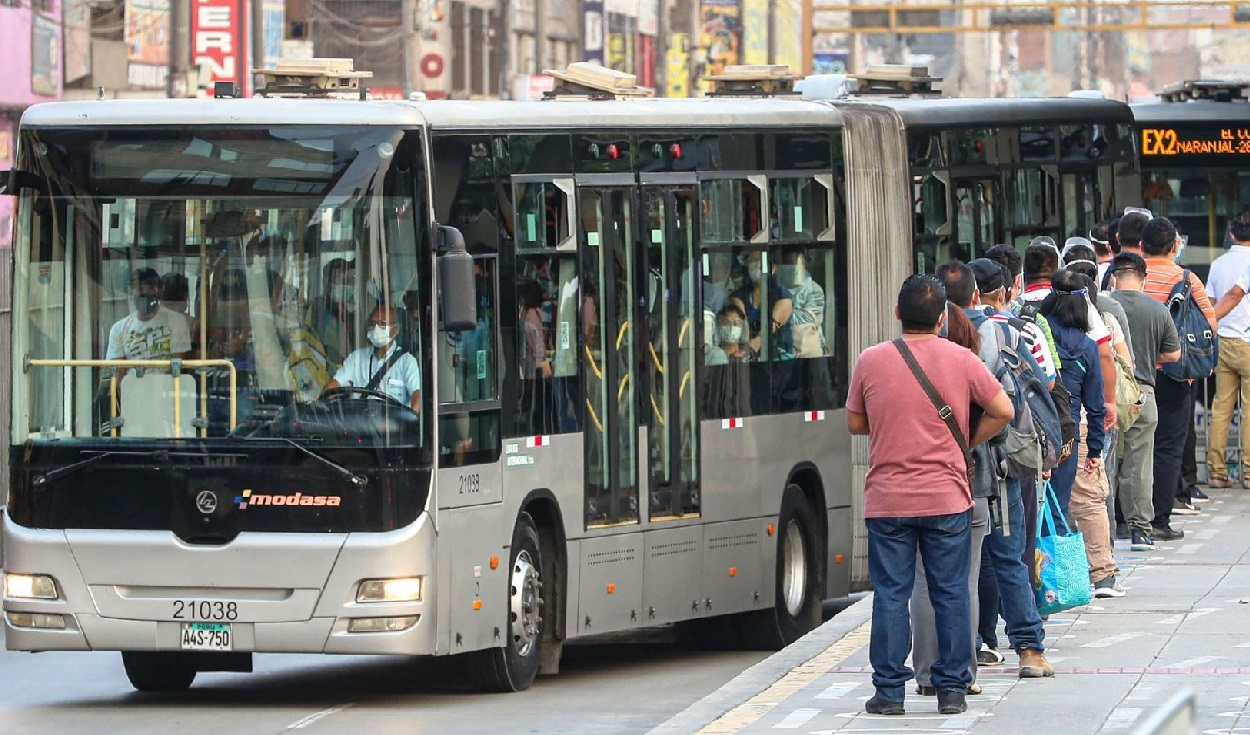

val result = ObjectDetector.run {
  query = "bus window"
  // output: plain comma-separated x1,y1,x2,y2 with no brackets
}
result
514,179,574,251
515,254,580,436
700,177,767,244
771,177,831,242
769,244,835,413
439,257,500,465
1020,127,1057,163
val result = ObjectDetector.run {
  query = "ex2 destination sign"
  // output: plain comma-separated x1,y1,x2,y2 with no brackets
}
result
1141,126,1250,159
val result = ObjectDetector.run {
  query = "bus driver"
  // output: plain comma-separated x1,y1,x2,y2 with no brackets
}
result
322,305,421,412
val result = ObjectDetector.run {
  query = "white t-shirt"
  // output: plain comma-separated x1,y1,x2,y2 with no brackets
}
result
106,307,192,360
332,343,422,406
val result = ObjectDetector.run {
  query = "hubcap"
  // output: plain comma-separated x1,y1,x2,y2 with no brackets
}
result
509,549,543,657
781,519,808,617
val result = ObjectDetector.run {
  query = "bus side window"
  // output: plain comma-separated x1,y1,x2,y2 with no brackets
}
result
439,257,500,465
515,253,580,435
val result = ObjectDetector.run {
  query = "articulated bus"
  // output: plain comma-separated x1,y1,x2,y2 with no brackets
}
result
1,65,1135,693
1133,80,1250,280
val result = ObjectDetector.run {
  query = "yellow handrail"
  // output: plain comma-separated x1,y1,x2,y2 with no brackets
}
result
27,358,239,435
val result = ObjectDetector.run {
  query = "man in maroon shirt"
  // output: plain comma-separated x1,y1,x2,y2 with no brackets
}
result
847,274,1013,716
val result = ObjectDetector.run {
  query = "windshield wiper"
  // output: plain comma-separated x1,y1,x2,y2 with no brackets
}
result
32,448,249,487
230,436,367,487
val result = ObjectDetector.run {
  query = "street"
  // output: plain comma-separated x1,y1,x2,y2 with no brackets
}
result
0,628,769,735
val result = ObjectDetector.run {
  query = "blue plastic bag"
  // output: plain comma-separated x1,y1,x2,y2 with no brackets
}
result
1034,481,1092,615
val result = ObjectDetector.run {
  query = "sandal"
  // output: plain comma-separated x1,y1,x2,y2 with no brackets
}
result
916,683,981,696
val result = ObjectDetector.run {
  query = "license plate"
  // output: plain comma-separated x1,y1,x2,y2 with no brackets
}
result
180,622,232,651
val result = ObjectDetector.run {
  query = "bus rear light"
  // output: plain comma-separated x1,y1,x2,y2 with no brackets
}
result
4,573,58,600
356,577,422,603
347,615,418,633
7,612,66,629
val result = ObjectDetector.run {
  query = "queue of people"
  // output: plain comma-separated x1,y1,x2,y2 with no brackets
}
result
849,209,1242,715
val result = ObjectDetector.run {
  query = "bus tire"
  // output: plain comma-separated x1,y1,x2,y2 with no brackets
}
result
738,485,822,650
121,651,197,692
468,513,544,692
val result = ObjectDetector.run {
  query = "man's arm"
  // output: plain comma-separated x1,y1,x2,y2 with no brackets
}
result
1214,283,1246,321
410,389,421,413
1158,349,1181,364
847,409,869,435
970,390,1013,446
1097,340,1117,431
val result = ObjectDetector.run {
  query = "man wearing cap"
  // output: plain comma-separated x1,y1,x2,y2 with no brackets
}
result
967,257,1055,676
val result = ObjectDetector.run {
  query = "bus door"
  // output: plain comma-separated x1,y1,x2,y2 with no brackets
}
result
952,177,999,260
1004,166,1060,247
639,180,701,519
578,179,641,527
1061,171,1100,242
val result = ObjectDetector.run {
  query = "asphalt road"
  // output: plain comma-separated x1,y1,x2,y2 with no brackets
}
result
0,625,772,735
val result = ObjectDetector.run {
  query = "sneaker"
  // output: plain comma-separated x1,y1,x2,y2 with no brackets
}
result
1190,487,1210,502
937,689,968,715
1206,476,1231,488
977,645,1005,665
865,695,905,715
1115,523,1130,540
1151,524,1185,541
1130,528,1155,551
1018,648,1055,678
1173,499,1201,515
1093,576,1126,598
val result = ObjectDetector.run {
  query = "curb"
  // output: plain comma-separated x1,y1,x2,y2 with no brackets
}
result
648,594,874,735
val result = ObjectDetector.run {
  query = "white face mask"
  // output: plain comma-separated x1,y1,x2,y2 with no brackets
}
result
718,325,743,344
368,325,393,348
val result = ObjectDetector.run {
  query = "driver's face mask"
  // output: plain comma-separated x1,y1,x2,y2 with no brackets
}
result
368,324,394,348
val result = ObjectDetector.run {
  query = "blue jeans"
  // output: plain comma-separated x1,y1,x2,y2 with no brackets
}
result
985,477,1046,652
867,509,974,700
1050,423,1080,521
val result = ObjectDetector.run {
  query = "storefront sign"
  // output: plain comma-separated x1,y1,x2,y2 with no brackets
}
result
191,0,247,93
582,1,605,66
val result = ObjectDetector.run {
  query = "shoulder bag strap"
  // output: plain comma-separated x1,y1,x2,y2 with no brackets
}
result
364,347,407,392
892,339,973,474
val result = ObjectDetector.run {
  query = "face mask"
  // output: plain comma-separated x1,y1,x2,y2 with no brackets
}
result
133,294,159,318
1174,240,1186,264
718,325,743,344
368,325,392,348
777,264,803,289
331,284,354,304
748,263,763,282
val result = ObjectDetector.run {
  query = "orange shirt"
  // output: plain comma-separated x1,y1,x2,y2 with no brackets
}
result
1143,257,1217,329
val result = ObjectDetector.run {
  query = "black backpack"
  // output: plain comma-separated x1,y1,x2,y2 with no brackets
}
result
1161,269,1219,382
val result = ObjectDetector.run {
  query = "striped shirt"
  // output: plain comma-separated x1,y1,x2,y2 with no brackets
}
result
986,309,1058,384
1142,258,1217,329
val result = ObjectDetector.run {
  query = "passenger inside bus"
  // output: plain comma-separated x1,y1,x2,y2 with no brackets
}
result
306,258,357,371
106,268,192,362
729,251,793,359
323,305,421,412
778,247,830,359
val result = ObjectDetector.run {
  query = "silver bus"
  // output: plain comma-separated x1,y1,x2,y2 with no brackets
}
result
1,68,1135,693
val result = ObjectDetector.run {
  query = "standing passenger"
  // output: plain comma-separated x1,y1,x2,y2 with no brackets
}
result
847,274,1013,717
1203,212,1250,489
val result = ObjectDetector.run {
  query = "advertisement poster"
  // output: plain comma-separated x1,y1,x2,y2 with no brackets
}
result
696,0,740,95
774,0,802,73
263,0,285,69
65,0,93,83
582,0,605,66
813,52,849,74
31,14,61,97
191,0,248,95
125,0,170,64
741,0,768,66
606,14,635,73
665,33,690,97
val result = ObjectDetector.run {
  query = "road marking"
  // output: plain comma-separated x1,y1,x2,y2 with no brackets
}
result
1103,707,1142,729
696,621,872,735
1211,515,1232,525
1161,656,1221,668
1156,608,1220,625
1082,632,1145,648
1126,682,1163,701
772,708,820,729
287,704,352,730
1176,543,1205,555
814,682,861,700
1195,528,1220,540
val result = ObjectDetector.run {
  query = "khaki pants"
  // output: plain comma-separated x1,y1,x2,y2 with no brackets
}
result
1118,386,1158,532
1207,337,1250,480
1072,424,1117,582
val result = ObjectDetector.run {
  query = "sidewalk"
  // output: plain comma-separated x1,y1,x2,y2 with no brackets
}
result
652,486,1250,735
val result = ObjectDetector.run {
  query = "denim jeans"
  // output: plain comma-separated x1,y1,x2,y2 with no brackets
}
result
986,476,1046,652
977,539,999,650
867,509,974,700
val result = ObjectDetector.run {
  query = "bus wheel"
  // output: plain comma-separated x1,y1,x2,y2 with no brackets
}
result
469,513,544,692
738,486,822,650
121,652,197,692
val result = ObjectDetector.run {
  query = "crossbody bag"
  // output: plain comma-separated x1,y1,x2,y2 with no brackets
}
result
892,338,976,485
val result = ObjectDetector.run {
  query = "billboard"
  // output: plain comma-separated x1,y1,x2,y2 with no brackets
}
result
191,0,248,94
125,0,170,64
741,0,767,65
696,0,740,95
582,1,606,66
31,13,61,97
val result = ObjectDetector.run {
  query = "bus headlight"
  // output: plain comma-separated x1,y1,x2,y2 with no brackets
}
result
356,577,422,603
7,612,66,629
4,573,58,600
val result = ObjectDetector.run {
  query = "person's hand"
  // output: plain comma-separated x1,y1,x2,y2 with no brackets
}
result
1103,402,1117,431
1082,455,1102,475
540,361,553,380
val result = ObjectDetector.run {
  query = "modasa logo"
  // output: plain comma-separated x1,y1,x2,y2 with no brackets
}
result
235,489,343,509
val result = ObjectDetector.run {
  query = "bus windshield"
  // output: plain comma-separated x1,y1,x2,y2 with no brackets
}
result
12,125,430,451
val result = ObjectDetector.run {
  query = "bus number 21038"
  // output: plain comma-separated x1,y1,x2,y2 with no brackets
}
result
172,600,239,621
459,474,481,494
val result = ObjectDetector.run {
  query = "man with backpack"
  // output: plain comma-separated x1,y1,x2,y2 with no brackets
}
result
1111,252,1183,551
965,258,1055,677
1140,217,1217,540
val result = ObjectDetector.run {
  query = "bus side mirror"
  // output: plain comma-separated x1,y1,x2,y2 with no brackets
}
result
436,225,477,332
